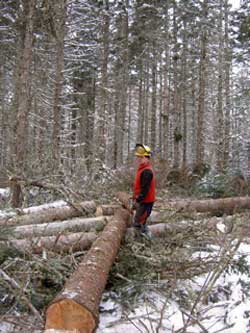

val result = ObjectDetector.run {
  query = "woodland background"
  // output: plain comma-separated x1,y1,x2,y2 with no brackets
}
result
0,0,250,204
1,1,250,332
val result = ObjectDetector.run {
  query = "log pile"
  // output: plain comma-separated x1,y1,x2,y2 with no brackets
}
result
1,192,250,332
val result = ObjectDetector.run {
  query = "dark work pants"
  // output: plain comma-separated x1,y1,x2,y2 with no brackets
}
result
133,202,154,230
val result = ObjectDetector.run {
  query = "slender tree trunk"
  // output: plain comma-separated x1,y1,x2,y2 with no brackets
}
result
52,0,66,167
196,0,208,167
150,45,157,150
136,60,144,144
191,51,197,166
173,0,180,168
12,0,35,207
223,0,231,169
215,0,224,173
143,60,149,144
97,1,110,162
181,18,188,169
162,2,170,160
158,59,163,151
113,6,129,168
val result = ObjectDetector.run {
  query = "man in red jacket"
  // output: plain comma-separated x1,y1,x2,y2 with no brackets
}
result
132,144,156,238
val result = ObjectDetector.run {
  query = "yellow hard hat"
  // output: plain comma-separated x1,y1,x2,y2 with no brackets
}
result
135,144,151,157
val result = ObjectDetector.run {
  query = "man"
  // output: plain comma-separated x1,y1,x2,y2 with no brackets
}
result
132,143,156,238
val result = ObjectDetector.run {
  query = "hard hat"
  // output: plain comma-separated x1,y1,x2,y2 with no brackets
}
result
135,144,151,157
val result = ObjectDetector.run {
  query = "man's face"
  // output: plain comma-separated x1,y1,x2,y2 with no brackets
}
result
136,156,147,167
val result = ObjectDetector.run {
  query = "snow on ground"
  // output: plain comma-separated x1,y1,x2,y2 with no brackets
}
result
0,188,9,198
97,243,250,333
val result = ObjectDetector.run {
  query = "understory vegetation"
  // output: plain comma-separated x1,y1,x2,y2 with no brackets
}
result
1,169,250,332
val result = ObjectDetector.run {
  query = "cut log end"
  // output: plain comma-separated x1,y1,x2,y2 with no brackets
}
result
45,299,96,333
44,329,80,333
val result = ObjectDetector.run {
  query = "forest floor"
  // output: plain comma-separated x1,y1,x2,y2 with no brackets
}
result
1,183,250,332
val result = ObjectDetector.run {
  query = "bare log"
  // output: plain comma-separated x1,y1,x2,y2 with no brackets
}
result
10,216,109,239
116,191,132,213
117,191,250,215
165,196,250,214
3,232,98,253
0,201,97,227
44,208,130,333
95,204,120,216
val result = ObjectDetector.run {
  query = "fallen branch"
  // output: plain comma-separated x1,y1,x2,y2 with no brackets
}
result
0,268,42,321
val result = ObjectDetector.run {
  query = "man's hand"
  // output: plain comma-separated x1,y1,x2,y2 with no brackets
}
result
132,201,140,210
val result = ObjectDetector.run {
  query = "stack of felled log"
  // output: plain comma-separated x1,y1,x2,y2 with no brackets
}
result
1,193,250,333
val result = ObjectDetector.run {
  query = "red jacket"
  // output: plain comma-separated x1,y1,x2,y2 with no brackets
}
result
133,160,156,203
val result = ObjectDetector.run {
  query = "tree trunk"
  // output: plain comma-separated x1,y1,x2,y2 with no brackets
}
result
215,0,224,173
113,6,129,168
223,0,231,169
10,216,109,239
44,208,130,333
52,0,66,166
3,232,97,254
173,0,180,168
163,196,250,215
150,45,157,150
136,60,144,144
181,17,188,169
196,0,208,166
3,215,226,256
97,1,110,162
162,1,170,160
117,191,250,215
11,0,35,207
0,201,97,227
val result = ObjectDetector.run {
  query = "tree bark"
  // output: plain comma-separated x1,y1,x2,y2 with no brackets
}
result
0,201,97,227
215,0,224,173
11,0,35,207
10,216,109,239
163,196,250,215
196,0,208,166
223,0,231,169
172,0,180,168
97,1,110,163
44,208,130,333
52,0,66,166
117,191,250,215
3,232,97,254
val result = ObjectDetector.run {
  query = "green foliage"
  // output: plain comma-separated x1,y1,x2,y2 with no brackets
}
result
195,170,248,198
0,246,22,265
197,173,229,198
0,252,76,313
228,255,250,275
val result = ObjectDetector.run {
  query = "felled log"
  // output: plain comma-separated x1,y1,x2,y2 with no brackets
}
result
165,196,250,214
116,191,132,213
44,208,130,333
95,204,120,216
117,191,250,215
10,216,109,239
0,201,97,227
3,232,98,254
